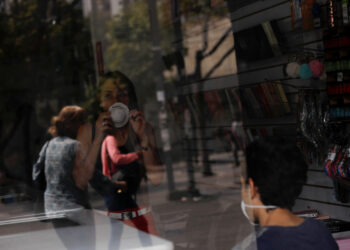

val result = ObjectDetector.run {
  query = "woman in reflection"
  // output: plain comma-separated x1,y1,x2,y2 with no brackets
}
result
99,71,163,235
44,105,104,213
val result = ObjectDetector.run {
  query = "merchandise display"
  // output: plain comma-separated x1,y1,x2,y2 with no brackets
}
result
286,62,301,78
5,0,350,248
300,63,314,79
324,13,350,120
310,59,325,77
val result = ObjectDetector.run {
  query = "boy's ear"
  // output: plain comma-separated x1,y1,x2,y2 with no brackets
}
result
248,178,259,200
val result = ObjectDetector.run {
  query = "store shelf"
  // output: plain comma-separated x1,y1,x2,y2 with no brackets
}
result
229,0,289,33
335,177,350,191
243,114,296,127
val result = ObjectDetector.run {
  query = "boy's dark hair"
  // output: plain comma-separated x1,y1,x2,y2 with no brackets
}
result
245,137,308,209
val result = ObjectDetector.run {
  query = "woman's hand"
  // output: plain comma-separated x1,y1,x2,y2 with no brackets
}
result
136,150,144,159
129,110,146,139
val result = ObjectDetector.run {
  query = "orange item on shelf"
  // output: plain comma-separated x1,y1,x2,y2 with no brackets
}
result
301,0,315,30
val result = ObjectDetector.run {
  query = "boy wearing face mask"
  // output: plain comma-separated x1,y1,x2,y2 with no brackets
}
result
233,137,338,250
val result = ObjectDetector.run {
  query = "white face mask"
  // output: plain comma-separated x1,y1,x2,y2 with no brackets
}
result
241,200,277,226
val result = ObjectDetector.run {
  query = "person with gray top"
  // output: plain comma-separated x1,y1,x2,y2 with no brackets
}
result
43,105,124,214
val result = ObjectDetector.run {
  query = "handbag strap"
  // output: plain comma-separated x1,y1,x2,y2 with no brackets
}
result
41,140,50,158
32,139,51,181
91,122,96,143
106,145,113,177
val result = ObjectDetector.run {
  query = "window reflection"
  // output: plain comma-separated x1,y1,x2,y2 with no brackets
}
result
0,0,261,249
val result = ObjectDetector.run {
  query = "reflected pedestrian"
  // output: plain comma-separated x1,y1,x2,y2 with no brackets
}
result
42,105,124,214
44,106,93,213
99,71,163,235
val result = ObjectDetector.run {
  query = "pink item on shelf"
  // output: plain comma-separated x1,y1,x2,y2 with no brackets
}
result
324,145,338,177
309,59,324,77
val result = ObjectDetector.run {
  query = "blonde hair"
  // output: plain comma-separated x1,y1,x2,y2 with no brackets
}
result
48,106,86,138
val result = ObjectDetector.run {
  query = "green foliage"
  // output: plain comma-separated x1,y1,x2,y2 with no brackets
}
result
104,1,173,106
105,1,151,106
82,83,102,123
0,0,95,124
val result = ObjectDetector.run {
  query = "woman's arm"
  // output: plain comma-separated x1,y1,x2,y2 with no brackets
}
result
139,123,164,186
73,113,109,189
105,135,140,165
129,110,164,185
73,142,93,189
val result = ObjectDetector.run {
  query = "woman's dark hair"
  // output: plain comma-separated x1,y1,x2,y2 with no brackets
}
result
48,105,86,138
101,71,139,110
245,137,308,209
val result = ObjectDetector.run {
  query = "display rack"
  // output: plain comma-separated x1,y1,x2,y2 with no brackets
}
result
167,0,350,223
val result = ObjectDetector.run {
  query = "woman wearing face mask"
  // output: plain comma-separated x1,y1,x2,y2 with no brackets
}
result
233,137,338,250
99,71,163,235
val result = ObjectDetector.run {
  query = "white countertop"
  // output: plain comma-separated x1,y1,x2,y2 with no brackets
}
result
0,208,174,250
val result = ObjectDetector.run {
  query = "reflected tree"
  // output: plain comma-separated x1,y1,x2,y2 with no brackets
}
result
166,0,234,178
104,0,173,106
0,0,95,184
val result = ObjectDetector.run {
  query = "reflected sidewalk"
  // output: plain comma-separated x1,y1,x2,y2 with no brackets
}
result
91,152,253,250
